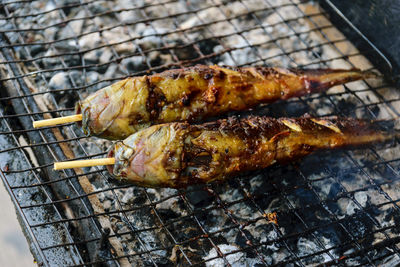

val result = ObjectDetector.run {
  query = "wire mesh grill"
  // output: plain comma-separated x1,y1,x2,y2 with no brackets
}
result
0,0,400,266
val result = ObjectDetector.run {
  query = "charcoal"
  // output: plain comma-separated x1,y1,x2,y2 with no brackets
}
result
235,229,256,258
121,56,147,72
186,187,214,208
30,45,46,57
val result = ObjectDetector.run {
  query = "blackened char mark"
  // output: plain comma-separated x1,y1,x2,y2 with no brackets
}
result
191,65,225,82
306,79,322,93
156,65,214,79
157,68,185,79
215,67,226,80
156,65,226,82
145,76,166,121
75,102,83,127
251,67,279,77
181,94,190,106
195,116,287,140
204,72,213,80
181,87,203,108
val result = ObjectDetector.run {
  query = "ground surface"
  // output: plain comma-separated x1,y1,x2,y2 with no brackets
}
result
0,181,35,266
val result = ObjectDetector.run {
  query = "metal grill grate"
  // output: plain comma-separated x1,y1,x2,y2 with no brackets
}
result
1,0,400,266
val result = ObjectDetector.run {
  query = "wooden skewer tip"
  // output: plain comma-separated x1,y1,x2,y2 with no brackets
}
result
33,114,83,128
54,158,115,170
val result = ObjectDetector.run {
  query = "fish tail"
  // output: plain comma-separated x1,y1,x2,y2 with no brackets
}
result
301,68,379,93
279,68,379,99
274,117,397,163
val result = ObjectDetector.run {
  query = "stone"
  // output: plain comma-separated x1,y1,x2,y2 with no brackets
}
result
85,71,100,84
120,11,139,23
204,244,247,267
148,51,161,65
120,188,135,204
59,10,86,38
99,48,113,64
103,30,136,54
43,27,57,41
49,72,71,90
69,70,84,86
103,200,112,211
120,56,146,72
104,65,119,79
78,32,101,49
354,191,369,207
138,28,167,50
83,50,100,64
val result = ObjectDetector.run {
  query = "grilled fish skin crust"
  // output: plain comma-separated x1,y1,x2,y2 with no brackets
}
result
107,116,396,188
76,65,376,140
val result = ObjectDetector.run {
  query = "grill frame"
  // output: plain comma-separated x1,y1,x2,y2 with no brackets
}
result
0,0,399,266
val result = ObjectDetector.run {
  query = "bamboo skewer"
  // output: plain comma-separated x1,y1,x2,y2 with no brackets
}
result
33,114,83,128
54,158,115,170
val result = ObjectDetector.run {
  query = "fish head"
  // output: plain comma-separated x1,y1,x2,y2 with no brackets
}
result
76,78,153,140
75,79,131,139
107,123,189,188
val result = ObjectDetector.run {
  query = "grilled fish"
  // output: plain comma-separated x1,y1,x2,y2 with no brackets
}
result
76,65,376,139
106,116,396,188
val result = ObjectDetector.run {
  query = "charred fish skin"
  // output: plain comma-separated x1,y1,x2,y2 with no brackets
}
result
107,116,396,188
76,65,376,140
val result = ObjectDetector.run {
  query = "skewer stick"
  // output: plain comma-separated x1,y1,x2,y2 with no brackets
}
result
54,158,115,170
33,114,83,128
